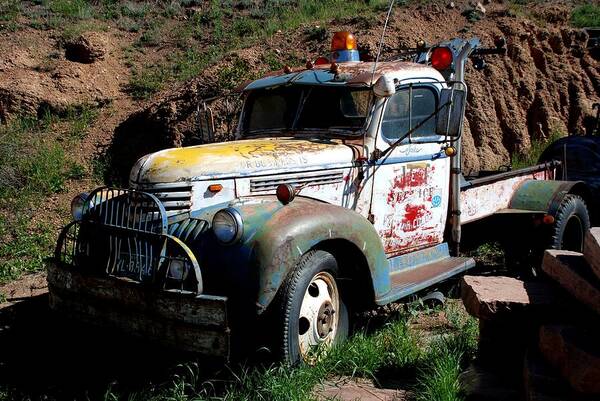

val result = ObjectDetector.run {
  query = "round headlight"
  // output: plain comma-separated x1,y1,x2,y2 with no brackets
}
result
212,208,243,244
168,259,188,281
70,192,90,221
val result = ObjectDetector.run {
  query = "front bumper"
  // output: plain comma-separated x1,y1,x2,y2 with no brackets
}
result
47,263,230,358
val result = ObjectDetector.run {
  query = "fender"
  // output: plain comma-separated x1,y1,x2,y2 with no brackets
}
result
509,179,591,216
233,196,389,313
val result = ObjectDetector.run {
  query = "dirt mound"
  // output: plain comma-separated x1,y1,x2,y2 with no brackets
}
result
110,1,598,178
0,28,126,121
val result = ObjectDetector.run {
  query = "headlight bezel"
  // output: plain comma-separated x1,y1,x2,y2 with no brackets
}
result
212,208,243,245
70,192,90,221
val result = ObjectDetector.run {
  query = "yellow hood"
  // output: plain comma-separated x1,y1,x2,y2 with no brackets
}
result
130,137,355,183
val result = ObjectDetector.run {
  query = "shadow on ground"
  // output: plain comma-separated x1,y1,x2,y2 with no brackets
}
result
0,294,224,400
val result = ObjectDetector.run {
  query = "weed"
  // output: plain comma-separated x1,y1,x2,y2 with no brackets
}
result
116,16,141,32
127,65,169,99
49,0,94,19
0,292,6,303
232,17,259,38
0,214,54,284
0,0,20,24
305,25,328,42
571,4,600,28
414,304,477,401
163,2,183,18
65,105,99,139
262,51,284,71
416,342,463,401
120,1,149,19
511,131,563,170
217,58,251,90
137,25,161,47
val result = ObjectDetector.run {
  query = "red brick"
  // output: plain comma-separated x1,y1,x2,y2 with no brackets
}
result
539,325,600,394
523,349,574,401
584,228,600,282
461,275,559,320
542,250,600,316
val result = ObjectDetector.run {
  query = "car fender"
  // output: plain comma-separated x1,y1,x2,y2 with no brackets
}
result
233,196,389,313
509,179,591,216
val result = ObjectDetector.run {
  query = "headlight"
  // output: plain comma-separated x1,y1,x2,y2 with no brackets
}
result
212,208,243,244
168,259,188,281
70,192,90,221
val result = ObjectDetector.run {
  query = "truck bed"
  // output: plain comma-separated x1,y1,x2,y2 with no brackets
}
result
460,162,558,224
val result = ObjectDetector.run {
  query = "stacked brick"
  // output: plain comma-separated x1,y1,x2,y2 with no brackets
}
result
461,228,600,400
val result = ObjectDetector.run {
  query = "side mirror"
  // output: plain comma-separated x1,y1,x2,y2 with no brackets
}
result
197,102,215,143
436,88,466,138
373,76,396,97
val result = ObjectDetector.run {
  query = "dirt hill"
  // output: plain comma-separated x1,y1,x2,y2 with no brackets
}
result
109,2,599,179
0,0,598,286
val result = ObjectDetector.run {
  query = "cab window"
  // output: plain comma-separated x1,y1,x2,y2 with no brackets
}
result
381,86,437,141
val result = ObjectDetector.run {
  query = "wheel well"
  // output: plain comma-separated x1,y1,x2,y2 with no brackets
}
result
313,239,375,311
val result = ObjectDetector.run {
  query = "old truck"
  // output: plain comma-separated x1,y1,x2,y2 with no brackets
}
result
49,33,591,364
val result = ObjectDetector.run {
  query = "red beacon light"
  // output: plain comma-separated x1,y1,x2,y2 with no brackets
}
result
314,56,330,65
330,31,360,63
430,47,453,71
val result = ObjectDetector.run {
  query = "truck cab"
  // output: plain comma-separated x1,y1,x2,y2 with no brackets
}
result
49,33,590,364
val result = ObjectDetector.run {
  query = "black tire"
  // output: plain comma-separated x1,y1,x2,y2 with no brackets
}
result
278,250,349,365
551,194,590,252
504,194,590,277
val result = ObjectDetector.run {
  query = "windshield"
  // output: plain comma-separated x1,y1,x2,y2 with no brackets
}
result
241,86,372,136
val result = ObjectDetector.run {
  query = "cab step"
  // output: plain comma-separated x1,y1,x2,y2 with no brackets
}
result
377,243,476,305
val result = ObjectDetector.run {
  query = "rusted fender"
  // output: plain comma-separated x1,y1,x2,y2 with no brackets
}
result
509,179,591,215
233,196,389,313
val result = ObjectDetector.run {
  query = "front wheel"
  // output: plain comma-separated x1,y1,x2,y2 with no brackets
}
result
278,250,349,365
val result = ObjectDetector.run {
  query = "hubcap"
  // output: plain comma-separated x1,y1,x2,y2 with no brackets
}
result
298,272,339,360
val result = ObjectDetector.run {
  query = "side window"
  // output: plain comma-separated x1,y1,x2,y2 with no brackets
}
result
381,86,437,141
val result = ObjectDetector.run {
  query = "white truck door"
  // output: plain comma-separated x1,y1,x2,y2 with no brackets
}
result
370,85,451,256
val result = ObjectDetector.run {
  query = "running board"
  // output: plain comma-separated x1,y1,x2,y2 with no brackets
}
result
376,244,476,305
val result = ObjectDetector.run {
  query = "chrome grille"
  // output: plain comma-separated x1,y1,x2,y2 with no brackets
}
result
250,171,344,193
132,182,193,215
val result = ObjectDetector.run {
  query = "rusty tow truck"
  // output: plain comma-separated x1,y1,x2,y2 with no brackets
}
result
49,33,592,364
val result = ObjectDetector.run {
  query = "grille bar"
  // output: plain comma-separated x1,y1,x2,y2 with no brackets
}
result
85,187,168,235
250,171,344,192
131,182,192,216
131,182,193,215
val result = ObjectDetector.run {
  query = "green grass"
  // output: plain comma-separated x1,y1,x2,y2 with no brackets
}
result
124,0,393,98
98,302,477,401
571,4,600,28
0,109,98,283
0,215,54,285
511,131,563,170
48,0,95,20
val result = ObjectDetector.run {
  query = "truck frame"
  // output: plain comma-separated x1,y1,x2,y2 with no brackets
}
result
48,34,591,364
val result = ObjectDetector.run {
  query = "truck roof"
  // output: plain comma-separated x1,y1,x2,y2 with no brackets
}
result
241,61,442,92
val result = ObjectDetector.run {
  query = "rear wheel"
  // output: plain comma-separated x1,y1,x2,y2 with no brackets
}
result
278,250,349,365
551,194,590,252
505,194,590,277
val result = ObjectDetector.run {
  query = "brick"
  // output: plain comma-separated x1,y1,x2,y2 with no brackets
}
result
523,349,575,401
583,228,600,282
542,250,600,316
314,377,407,401
538,325,600,394
461,275,559,321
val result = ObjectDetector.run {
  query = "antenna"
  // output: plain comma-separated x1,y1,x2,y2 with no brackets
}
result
370,0,396,85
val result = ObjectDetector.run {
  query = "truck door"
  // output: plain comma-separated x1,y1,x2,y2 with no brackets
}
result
370,84,451,256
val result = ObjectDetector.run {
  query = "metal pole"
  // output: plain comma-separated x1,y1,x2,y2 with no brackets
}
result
449,40,476,256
